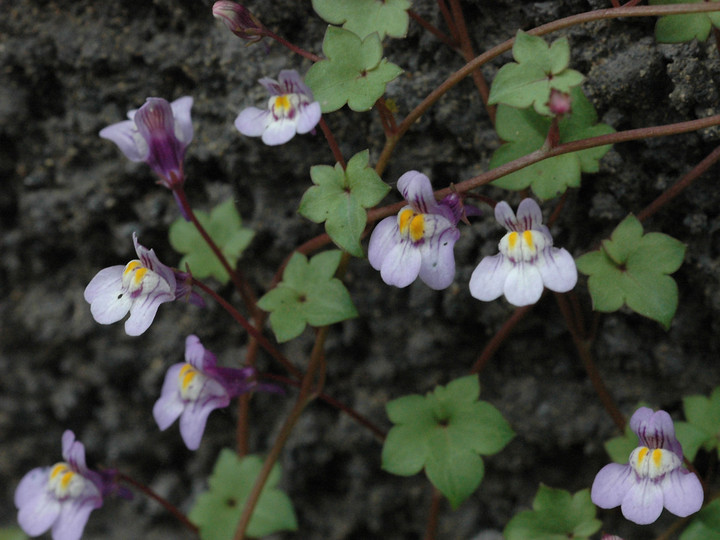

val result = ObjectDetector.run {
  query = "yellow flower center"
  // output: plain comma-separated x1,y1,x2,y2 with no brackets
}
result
47,462,86,499
629,446,680,480
178,363,207,401
121,259,163,296
398,208,426,243
501,230,546,263
269,94,301,120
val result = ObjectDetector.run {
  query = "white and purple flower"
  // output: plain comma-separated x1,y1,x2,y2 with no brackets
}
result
469,198,577,306
368,171,462,290
15,431,104,540
153,335,276,450
234,69,321,146
84,233,203,336
99,96,193,190
591,407,704,525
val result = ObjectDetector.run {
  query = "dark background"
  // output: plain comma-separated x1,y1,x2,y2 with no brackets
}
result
2,0,720,538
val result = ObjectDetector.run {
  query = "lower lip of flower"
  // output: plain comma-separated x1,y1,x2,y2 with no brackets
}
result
48,463,86,499
398,209,425,242
178,364,207,400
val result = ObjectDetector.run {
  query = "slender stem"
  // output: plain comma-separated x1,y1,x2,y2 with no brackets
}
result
423,488,442,540
408,9,456,48
117,472,199,535
233,327,331,540
173,187,258,314
554,293,625,430
376,97,398,137
373,2,720,175
318,117,346,168
447,0,495,123
470,305,534,373
261,372,387,441
192,278,302,379
637,144,720,223
260,28,321,62
436,0,459,42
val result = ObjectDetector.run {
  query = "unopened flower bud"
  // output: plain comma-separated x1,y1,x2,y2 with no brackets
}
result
548,89,572,116
212,1,263,42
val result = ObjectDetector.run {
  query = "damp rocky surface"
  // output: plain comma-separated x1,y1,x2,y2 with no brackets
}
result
2,1,720,539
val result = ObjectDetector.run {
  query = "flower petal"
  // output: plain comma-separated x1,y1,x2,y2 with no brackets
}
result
503,264,544,306
61,431,88,473
417,219,460,290
295,101,321,134
538,247,577,293
52,497,98,540
397,171,439,215
17,477,61,537
494,201,518,232
469,254,512,302
380,240,422,288
368,217,401,270
621,478,664,525
124,288,174,336
261,118,297,145
278,69,313,97
133,233,177,291
84,267,132,325
179,382,230,450
234,107,272,137
99,120,146,162
631,408,683,457
662,469,703,518
153,364,186,430
170,96,194,146
591,463,634,509
515,198,543,231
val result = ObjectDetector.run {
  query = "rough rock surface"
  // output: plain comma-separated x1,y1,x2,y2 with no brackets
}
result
2,1,720,539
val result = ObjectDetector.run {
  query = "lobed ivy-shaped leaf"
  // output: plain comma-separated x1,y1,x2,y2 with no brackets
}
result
305,26,404,113
299,150,390,257
680,499,720,540
189,450,297,540
257,250,358,343
382,375,514,509
488,30,584,116
674,386,720,461
504,485,601,540
649,0,720,44
489,86,614,199
169,199,254,284
576,214,686,329
311,0,411,39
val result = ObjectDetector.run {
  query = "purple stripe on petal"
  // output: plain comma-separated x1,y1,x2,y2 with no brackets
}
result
397,171,438,214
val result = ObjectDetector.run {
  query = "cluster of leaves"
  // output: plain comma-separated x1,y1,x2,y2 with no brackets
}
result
381,375,514,508
650,0,720,43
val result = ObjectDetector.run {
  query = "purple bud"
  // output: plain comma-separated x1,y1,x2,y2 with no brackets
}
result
212,1,263,42
548,89,572,116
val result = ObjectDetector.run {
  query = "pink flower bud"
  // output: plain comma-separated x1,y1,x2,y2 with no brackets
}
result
548,89,572,116
212,1,263,42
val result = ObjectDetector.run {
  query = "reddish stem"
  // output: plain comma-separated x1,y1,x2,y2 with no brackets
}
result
408,9,456,48
118,472,199,535
318,117,346,168
470,305,534,373
260,28,321,62
423,488,442,540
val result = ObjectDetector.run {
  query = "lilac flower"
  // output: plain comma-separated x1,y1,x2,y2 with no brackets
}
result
591,407,704,525
469,198,577,306
84,233,203,336
234,69,321,146
15,431,104,540
368,171,462,290
99,96,193,190
153,335,275,450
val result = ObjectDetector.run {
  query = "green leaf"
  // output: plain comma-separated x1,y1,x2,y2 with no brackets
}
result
169,199,254,284
677,386,720,459
189,450,297,540
576,214,686,328
305,26,403,113
0,528,28,540
603,423,638,464
490,86,614,199
257,250,358,342
650,0,720,43
503,485,601,540
488,31,584,116
382,376,514,508
680,499,720,540
311,0,411,39
299,150,390,256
